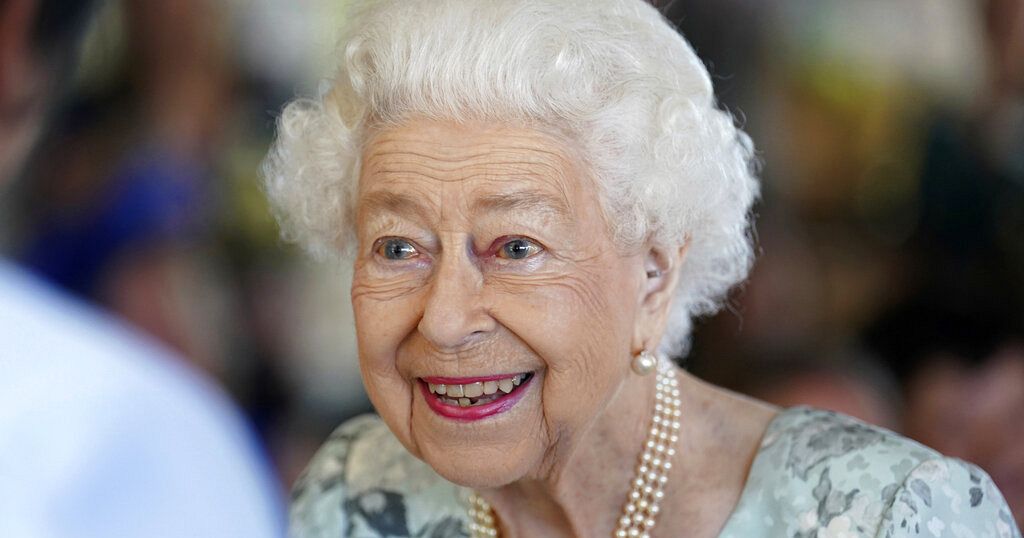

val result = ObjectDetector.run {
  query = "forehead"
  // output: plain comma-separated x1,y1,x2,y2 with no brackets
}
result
358,119,586,219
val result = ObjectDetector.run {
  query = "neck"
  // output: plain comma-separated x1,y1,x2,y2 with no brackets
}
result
480,365,664,537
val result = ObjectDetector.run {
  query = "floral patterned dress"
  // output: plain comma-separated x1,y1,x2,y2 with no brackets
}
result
290,407,1021,537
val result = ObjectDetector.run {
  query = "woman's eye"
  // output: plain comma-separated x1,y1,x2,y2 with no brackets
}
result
497,238,541,260
375,238,419,260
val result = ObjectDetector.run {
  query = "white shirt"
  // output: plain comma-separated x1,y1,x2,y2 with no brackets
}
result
0,260,285,538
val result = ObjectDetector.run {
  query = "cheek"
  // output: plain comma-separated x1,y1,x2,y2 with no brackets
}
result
351,271,426,449
487,267,636,423
351,263,427,361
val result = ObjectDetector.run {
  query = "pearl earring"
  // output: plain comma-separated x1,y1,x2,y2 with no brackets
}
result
631,349,657,376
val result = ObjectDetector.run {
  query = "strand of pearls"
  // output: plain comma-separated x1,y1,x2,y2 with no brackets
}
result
616,358,680,538
467,358,681,538
468,492,498,537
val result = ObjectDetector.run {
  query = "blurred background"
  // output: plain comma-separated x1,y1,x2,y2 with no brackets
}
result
2,0,1021,524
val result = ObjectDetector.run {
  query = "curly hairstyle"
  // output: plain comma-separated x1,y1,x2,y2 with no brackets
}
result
262,0,759,356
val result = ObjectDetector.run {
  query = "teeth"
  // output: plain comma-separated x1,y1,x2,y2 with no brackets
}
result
463,382,484,398
426,373,530,403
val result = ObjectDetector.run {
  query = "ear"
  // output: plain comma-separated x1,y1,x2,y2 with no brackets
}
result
632,240,689,354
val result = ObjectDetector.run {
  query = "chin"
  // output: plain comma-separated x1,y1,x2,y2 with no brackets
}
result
409,409,546,489
420,443,533,489
400,369,549,488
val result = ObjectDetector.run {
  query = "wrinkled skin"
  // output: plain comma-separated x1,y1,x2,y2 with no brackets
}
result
350,119,774,536
353,118,658,480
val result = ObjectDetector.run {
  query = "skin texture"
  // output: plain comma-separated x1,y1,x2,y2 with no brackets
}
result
351,119,777,536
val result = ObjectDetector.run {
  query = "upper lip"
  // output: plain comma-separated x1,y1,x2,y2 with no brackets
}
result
419,372,530,384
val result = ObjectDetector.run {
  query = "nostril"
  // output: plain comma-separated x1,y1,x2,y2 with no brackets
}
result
418,316,494,352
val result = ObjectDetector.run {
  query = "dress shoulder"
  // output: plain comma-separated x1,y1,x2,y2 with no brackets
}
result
290,414,469,538
880,456,1019,538
718,407,1021,537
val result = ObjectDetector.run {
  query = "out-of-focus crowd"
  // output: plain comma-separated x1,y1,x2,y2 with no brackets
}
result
2,0,1020,525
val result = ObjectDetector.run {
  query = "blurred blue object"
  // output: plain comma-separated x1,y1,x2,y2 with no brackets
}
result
21,147,208,297
0,259,285,537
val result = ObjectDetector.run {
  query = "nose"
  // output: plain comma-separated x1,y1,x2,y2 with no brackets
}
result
417,246,495,351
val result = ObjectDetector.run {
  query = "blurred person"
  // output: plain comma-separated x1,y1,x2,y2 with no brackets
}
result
867,290,1024,528
14,0,301,460
862,0,1024,525
20,0,235,376
0,1,284,536
913,0,1024,298
263,1,1019,536
906,347,1024,529
737,352,902,432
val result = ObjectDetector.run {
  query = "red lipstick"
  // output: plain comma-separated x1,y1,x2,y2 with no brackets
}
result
419,373,533,421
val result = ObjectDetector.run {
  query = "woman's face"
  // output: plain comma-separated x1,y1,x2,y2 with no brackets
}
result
351,119,648,487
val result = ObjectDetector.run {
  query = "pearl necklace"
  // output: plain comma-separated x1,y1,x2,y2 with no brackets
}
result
468,359,681,538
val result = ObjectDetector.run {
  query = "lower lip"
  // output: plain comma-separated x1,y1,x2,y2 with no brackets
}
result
419,375,533,421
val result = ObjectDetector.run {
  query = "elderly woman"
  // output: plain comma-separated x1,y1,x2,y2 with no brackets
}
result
263,1,1021,536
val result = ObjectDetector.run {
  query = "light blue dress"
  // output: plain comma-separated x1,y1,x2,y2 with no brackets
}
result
290,407,1021,537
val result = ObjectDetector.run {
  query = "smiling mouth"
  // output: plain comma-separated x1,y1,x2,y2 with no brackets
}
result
423,373,531,407
418,372,534,420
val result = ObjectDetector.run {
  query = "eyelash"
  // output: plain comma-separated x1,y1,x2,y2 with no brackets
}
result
490,236,543,261
373,237,421,261
371,236,545,263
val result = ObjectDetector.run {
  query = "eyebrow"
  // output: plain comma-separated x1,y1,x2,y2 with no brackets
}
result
471,190,573,221
358,190,435,223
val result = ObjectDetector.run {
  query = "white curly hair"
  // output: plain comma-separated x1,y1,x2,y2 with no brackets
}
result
262,0,759,357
